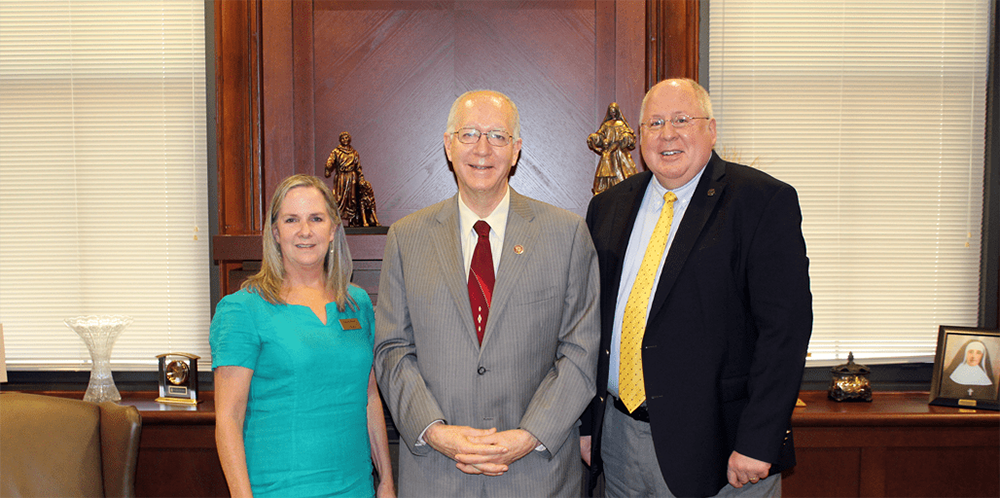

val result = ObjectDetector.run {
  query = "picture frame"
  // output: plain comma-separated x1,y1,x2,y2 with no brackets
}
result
929,326,1000,411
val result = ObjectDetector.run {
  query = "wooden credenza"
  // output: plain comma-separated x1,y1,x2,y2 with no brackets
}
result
99,391,1000,497
120,394,227,497
782,391,999,497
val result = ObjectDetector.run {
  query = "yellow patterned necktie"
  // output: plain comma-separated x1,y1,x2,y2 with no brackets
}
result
619,191,677,413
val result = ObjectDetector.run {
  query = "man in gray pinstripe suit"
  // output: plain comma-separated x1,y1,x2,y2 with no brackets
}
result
374,90,600,497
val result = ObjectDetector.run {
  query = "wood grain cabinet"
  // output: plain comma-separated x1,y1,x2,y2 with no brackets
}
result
120,391,999,497
782,391,999,498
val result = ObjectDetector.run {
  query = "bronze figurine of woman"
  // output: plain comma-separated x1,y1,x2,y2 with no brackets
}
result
588,102,638,195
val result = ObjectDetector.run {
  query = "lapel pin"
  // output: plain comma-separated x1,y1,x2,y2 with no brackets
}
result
514,245,524,254
707,188,716,196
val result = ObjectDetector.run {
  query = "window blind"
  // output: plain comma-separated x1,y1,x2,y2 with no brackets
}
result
709,0,988,363
0,0,210,371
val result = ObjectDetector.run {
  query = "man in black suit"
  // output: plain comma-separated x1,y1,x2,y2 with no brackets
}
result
581,78,812,497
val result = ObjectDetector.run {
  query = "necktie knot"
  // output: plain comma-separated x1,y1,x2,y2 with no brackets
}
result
474,220,491,238
663,191,677,205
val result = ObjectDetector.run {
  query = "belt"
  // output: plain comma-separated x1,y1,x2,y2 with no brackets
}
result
612,395,649,423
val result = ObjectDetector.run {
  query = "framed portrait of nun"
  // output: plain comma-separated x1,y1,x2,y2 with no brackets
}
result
929,326,1000,411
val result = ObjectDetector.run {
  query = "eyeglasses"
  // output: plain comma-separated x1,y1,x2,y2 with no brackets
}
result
452,128,514,147
641,115,711,131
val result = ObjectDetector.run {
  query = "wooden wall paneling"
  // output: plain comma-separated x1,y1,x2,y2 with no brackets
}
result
214,0,662,296
215,0,265,296
781,447,862,497
594,1,615,115
305,0,646,223
614,0,646,121
614,0,647,172
262,0,295,196
216,0,263,235
135,425,228,497
214,0,674,226
858,446,887,498
293,1,317,177
885,445,1000,497
645,0,699,85
215,0,661,227
311,1,457,225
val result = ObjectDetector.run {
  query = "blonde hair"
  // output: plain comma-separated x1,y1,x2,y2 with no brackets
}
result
242,174,356,312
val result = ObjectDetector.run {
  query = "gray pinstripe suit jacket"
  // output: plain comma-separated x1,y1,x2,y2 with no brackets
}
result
374,189,600,497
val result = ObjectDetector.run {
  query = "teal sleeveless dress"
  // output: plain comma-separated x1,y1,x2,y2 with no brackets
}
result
210,286,375,497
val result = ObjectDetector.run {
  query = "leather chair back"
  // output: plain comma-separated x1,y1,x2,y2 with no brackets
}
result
1,392,142,497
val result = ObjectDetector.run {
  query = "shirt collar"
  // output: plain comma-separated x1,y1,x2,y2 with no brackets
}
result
458,187,511,239
647,165,706,208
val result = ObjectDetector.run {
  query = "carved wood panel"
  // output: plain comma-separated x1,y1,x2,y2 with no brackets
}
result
215,0,698,235
256,0,645,226
214,0,702,295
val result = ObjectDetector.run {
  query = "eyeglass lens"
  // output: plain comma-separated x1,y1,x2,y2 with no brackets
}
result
456,128,510,146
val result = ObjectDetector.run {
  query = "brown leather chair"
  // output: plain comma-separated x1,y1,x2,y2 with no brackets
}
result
0,392,142,497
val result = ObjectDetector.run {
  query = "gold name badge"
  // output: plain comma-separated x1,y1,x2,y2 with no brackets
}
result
339,318,361,330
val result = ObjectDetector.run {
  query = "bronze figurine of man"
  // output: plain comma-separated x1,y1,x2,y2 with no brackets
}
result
325,131,361,223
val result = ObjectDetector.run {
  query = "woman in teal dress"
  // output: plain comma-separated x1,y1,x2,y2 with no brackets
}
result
211,174,394,497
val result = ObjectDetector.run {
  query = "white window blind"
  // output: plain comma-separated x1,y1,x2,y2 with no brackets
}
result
709,0,988,363
0,0,210,371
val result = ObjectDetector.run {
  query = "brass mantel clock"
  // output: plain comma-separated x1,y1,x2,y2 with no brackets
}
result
156,352,201,405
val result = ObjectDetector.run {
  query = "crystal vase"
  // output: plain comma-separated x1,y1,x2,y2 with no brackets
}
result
64,315,133,403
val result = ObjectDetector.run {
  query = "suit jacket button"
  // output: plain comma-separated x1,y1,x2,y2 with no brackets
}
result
477,366,486,375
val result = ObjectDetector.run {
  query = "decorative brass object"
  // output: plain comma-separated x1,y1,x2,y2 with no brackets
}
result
156,352,200,405
828,352,872,402
356,171,380,227
325,131,380,227
588,103,638,195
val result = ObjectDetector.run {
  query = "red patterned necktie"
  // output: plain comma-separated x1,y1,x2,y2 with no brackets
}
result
468,220,495,344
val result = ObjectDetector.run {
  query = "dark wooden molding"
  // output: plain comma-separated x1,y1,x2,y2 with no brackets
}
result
212,234,263,262
213,233,387,264
215,0,264,236
646,0,700,85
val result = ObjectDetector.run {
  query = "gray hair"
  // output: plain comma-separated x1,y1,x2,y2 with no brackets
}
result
445,90,521,141
640,78,714,123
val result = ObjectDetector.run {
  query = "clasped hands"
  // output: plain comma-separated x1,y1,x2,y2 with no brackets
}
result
424,423,538,476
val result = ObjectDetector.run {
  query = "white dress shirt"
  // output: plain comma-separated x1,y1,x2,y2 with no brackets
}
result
458,188,510,276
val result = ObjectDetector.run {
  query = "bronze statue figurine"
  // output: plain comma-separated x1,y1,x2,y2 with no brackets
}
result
325,131,380,227
356,171,380,227
588,102,638,195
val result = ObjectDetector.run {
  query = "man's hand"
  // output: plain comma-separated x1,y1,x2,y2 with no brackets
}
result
424,424,509,475
580,435,592,466
456,429,539,476
727,451,771,488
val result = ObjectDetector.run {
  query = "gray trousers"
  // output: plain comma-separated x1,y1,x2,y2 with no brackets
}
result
600,401,780,498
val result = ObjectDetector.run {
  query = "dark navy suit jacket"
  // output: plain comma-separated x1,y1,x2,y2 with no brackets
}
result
583,151,813,497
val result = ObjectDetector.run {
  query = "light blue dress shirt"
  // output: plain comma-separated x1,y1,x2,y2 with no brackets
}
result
607,168,706,398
